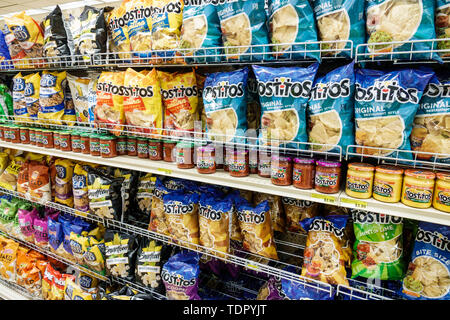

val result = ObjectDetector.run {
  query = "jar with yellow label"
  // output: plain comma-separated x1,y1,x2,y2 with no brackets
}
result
373,165,404,203
401,169,435,209
432,172,450,213
345,163,375,199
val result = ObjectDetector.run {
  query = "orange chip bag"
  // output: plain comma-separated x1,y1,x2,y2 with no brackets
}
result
123,68,163,135
28,163,51,203
95,71,125,136
50,269,66,300
159,70,198,137
0,238,19,281
17,162,29,196
16,248,42,298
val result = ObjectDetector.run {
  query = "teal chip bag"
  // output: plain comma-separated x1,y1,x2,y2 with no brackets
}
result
253,63,319,149
308,61,355,154
268,0,320,61
351,210,405,281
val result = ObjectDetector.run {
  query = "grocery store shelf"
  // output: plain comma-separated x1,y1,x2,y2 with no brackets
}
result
0,279,35,300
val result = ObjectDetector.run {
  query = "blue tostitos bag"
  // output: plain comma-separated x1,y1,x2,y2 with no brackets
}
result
400,222,450,300
48,217,63,253
253,63,319,149
308,61,355,154
0,30,11,69
181,0,222,63
203,67,249,143
365,0,441,62
162,251,200,300
216,0,270,61
313,0,364,58
354,68,434,159
268,0,320,61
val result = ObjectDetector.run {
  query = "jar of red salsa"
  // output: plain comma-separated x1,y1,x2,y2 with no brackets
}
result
10,125,20,143
249,146,258,174
80,132,90,154
54,131,60,149
197,145,216,174
71,131,81,153
117,136,127,156
271,155,293,186
258,149,271,178
19,127,29,144
90,134,101,156
35,130,43,147
59,131,72,151
293,157,315,189
149,139,163,161
314,160,342,194
137,138,149,159
42,130,54,148
29,129,36,145
176,142,195,169
229,150,249,177
127,136,137,157
163,140,177,162
100,135,118,158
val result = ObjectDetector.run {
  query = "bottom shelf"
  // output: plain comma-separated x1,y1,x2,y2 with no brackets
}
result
0,278,35,300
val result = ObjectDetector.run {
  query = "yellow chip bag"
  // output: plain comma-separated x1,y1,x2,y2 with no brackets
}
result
0,157,22,190
69,232,89,265
95,71,125,136
12,72,27,119
24,72,40,122
159,70,198,136
125,0,153,57
300,215,349,286
54,158,74,207
39,70,66,125
236,200,278,260
0,152,9,174
123,68,163,135
108,1,132,60
83,238,106,275
0,238,19,281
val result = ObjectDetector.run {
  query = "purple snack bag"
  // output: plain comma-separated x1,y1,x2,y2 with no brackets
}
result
33,215,49,248
162,252,201,300
18,208,38,242
199,255,224,276
257,277,284,300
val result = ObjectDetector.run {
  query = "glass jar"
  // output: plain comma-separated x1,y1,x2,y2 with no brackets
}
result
35,130,43,147
29,129,36,145
163,140,177,163
54,131,60,149
258,151,271,178
59,131,71,151
149,139,163,161
137,138,149,159
249,147,258,174
10,125,20,143
197,145,216,174
229,150,249,177
100,135,118,158
19,127,29,144
42,130,54,149
127,137,137,157
71,131,82,153
373,165,404,203
79,132,90,154
401,169,435,209
90,134,101,156
176,142,195,169
271,155,293,186
117,135,127,156
433,172,450,213
0,125,3,140
345,163,375,199
314,160,342,194
293,157,315,190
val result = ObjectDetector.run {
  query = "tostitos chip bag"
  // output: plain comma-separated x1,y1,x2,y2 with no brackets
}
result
300,215,349,286
107,1,132,60
125,0,153,58
123,68,163,135
0,238,19,281
236,198,278,260
95,71,125,136
39,70,66,125
24,72,40,122
159,70,199,137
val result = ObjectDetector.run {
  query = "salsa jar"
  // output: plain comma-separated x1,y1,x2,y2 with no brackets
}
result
176,142,195,169
29,129,36,145
314,160,342,194
54,131,60,149
373,165,404,203
42,130,54,148
117,136,127,156
149,139,163,161
59,131,72,151
137,138,149,159
293,157,315,189
71,131,82,153
100,135,118,158
249,147,258,174
433,172,450,213
229,150,249,177
79,132,90,154
127,136,137,157
197,145,216,174
271,155,293,186
10,125,20,143
0,125,3,141
163,140,177,162
19,127,29,144
401,169,435,209
35,130,43,147
345,163,375,199
90,134,101,156
258,150,271,178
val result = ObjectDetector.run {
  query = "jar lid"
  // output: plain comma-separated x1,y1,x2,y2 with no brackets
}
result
177,142,194,148
294,157,315,165
137,136,148,141
148,138,161,143
271,155,291,162
404,169,436,180
348,162,375,172
316,160,341,168
375,165,404,175
163,139,176,144
436,172,450,181
100,135,117,140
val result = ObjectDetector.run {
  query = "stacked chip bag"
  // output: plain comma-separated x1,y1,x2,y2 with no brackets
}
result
1,24,27,68
300,215,349,285
54,159,75,208
216,0,270,61
107,1,131,60
83,234,106,275
400,222,450,300
63,80,76,125
268,0,320,61
113,168,139,221
411,72,450,163
0,238,19,282
180,0,222,63
39,70,67,125
351,210,405,280
135,238,166,291
131,172,156,226
354,68,434,159
12,73,27,119
123,68,163,135
43,5,70,61
253,193,285,233
282,198,320,233
198,193,232,256
203,67,249,143
0,30,12,69
159,70,198,137
104,229,138,281
236,198,278,260
163,191,200,247
151,0,184,62
67,74,91,123
125,0,153,59
0,156,23,191
0,83,13,121
308,61,355,154
365,0,440,62
253,63,319,149
162,251,200,300
24,73,40,122
95,71,125,136
149,178,171,235
313,0,365,58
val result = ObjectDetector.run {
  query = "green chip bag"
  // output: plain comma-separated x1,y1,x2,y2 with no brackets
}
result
351,210,405,280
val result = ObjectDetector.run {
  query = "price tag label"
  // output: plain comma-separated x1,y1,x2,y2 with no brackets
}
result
311,193,336,204
246,263,260,271
158,168,172,175
341,197,368,209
